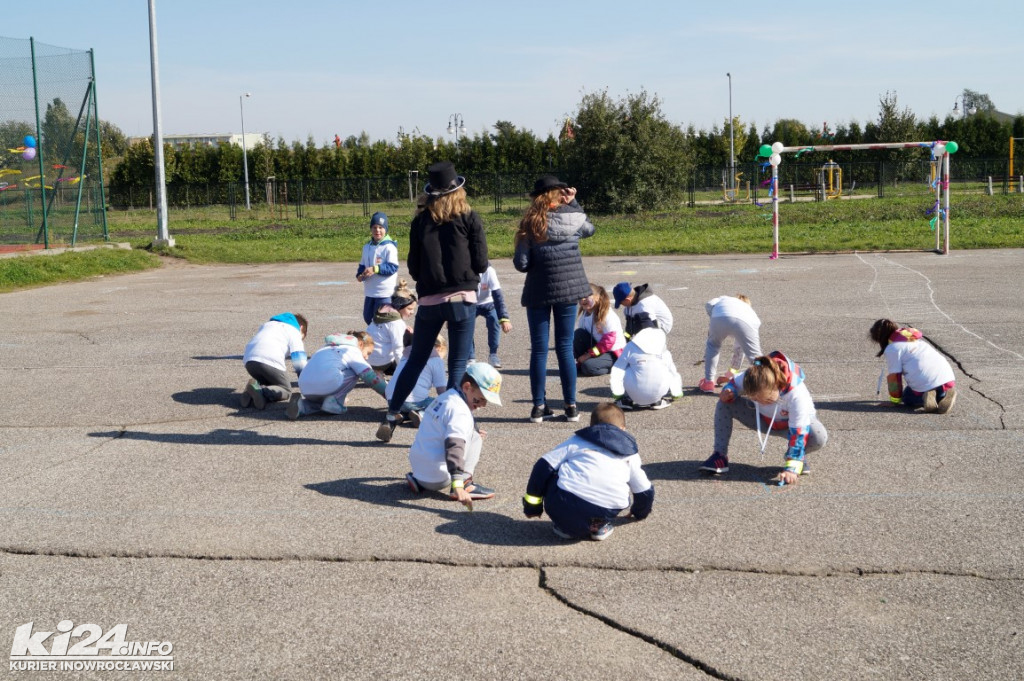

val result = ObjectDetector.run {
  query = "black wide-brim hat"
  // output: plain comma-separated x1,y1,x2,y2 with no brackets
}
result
424,161,466,196
529,174,569,197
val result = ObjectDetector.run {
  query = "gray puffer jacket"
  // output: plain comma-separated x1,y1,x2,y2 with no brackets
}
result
513,201,595,307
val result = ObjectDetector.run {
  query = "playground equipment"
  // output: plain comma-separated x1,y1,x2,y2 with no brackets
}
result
722,171,750,201
818,160,842,199
762,141,956,259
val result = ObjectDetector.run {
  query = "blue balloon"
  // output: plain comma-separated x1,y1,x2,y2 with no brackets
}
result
24,135,36,148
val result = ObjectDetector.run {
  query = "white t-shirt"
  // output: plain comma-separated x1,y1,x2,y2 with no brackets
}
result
243,320,305,371
298,345,372,397
386,351,446,404
576,309,626,353
609,329,682,404
626,294,674,333
884,340,955,393
476,266,501,306
706,296,761,328
367,317,407,367
734,371,817,430
408,388,476,486
542,434,651,510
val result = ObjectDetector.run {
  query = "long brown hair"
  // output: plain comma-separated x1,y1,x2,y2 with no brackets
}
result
740,355,787,397
578,282,612,334
426,187,471,224
515,189,562,246
868,318,899,357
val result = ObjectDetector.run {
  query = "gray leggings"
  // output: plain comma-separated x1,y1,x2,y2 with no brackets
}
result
714,398,827,460
704,316,761,381
245,360,292,402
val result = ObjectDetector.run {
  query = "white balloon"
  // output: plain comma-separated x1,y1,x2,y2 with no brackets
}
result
933,144,946,156
771,142,784,154
769,153,782,167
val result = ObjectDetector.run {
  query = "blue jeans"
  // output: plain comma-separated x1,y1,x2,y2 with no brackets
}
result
526,303,578,408
469,304,501,359
386,300,476,413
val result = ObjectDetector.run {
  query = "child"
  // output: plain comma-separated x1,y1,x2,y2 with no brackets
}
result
386,336,448,426
610,327,683,410
699,351,828,486
287,331,388,419
469,263,513,369
356,212,399,325
404,362,503,510
522,402,654,541
612,281,674,339
869,319,957,414
366,279,417,375
699,294,762,393
240,312,308,409
574,283,626,377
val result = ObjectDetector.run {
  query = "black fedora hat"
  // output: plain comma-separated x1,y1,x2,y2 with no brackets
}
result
424,161,466,196
529,174,569,197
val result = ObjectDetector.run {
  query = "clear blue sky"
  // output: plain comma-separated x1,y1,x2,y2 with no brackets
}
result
3,1,1020,147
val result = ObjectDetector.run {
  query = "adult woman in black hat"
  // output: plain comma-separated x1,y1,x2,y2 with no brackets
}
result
514,174,595,423
376,161,490,442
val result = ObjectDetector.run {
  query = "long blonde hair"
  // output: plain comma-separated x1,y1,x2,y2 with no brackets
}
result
426,187,471,224
515,189,562,245
579,282,612,334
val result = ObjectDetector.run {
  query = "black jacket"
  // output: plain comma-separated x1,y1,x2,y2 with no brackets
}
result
407,210,489,297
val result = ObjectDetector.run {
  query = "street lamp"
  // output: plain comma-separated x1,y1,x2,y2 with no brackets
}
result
447,113,466,143
727,73,735,192
952,94,976,120
239,92,251,210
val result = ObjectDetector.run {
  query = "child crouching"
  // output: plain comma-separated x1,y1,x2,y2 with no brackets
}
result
404,363,503,510
286,332,387,419
522,402,654,541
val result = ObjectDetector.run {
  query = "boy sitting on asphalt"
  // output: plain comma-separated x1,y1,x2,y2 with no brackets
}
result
610,327,683,410
286,332,387,419
240,312,308,409
404,363,503,510
522,402,654,541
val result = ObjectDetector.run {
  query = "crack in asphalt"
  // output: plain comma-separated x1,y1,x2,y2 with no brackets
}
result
923,333,1007,429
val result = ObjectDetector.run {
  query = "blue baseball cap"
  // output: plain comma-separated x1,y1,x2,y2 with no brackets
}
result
613,282,633,308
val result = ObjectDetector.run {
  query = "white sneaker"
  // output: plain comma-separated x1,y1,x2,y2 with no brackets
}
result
321,396,347,414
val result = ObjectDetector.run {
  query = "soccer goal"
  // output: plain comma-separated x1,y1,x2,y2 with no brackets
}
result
761,141,957,258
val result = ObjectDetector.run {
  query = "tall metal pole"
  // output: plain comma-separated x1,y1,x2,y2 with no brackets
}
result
240,93,251,210
727,72,735,192
148,0,172,247
30,38,49,248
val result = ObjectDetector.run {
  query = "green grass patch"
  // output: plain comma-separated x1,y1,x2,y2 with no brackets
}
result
0,248,161,293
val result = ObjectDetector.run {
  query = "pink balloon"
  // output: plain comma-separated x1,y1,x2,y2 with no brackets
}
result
22,147,36,161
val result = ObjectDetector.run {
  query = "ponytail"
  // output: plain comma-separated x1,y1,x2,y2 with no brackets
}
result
868,318,899,358
740,355,786,396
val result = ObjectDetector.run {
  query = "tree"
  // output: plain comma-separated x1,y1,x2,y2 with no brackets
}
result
960,89,996,114
865,91,921,182
562,89,692,213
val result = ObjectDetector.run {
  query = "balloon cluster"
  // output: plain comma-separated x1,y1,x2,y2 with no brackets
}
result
757,142,785,167
22,135,36,161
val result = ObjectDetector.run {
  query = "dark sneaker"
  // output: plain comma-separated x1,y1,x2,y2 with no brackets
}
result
530,405,554,423
452,478,495,500
614,396,635,410
936,386,957,414
565,405,580,422
285,393,302,420
375,414,399,442
649,397,672,410
699,452,729,474
589,519,614,541
922,390,938,413
245,380,266,410
405,472,422,494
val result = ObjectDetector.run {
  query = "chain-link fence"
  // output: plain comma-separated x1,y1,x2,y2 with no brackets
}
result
0,36,108,249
